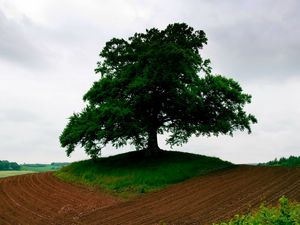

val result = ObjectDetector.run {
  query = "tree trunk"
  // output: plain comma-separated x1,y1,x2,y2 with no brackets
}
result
146,127,160,155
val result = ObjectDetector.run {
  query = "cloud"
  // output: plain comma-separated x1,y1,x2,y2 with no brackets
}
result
0,0,299,164
0,9,53,69
183,0,300,82
0,108,38,123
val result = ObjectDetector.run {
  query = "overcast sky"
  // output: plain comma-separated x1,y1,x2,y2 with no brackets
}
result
1,0,300,164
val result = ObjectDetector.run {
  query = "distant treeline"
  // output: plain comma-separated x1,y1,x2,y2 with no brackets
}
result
20,162,70,172
261,156,300,167
50,162,70,167
22,163,48,167
0,161,70,171
21,162,69,167
0,160,20,170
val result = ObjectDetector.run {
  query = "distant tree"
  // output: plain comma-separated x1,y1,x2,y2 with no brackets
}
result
10,162,20,170
0,160,20,170
60,23,257,158
50,162,70,166
261,155,300,167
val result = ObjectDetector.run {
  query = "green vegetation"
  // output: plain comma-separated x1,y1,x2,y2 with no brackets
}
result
56,150,233,198
214,197,300,225
0,160,20,170
0,160,69,173
60,22,256,159
20,162,70,172
20,164,57,172
0,162,70,178
0,170,36,178
261,155,300,167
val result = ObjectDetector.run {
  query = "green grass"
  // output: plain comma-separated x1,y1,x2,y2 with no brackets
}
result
214,197,300,224
0,170,36,178
55,150,234,198
260,155,300,167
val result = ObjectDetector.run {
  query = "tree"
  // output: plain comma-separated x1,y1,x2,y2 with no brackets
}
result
0,160,20,170
60,23,257,158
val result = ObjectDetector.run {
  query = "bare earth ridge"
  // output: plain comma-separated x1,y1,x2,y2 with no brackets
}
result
0,166,299,225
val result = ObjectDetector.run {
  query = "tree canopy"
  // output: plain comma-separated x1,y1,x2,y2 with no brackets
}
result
0,160,20,170
60,23,257,158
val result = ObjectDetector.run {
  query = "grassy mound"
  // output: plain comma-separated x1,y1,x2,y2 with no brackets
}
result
55,150,233,198
214,197,300,224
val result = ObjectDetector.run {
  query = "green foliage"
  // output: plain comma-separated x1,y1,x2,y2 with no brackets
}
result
0,160,20,170
60,23,257,158
22,163,49,167
260,156,300,167
55,150,233,198
214,197,300,225
51,162,70,167
20,163,70,172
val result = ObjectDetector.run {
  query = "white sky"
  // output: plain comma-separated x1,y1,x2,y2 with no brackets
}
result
0,0,300,164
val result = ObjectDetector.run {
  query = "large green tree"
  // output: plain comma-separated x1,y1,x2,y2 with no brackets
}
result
60,23,257,158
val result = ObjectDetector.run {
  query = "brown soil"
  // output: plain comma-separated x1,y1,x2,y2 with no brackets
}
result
0,172,119,225
0,166,299,225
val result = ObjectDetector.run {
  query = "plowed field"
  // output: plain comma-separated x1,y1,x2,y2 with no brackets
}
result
0,166,299,225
